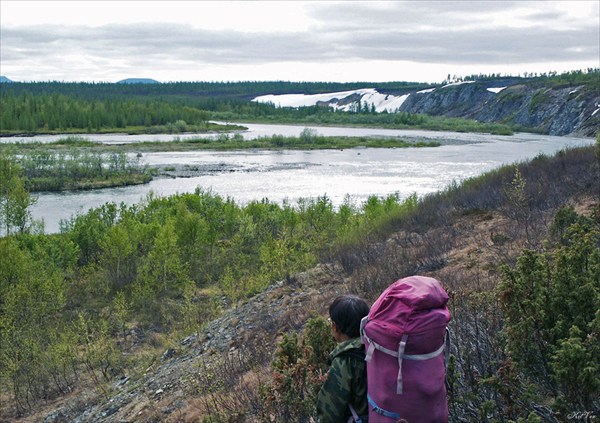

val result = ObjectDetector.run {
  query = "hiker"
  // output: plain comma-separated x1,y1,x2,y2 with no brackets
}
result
316,295,370,423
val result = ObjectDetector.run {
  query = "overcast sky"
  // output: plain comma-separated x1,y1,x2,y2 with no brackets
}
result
1,1,598,83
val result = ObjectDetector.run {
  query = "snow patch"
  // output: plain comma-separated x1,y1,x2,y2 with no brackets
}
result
252,88,410,113
487,87,507,94
592,108,600,117
253,89,372,108
441,81,476,88
417,88,436,94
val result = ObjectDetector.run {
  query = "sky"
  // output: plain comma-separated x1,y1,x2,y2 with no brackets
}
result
1,1,598,84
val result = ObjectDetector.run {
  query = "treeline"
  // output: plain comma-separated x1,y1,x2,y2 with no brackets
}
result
456,67,599,86
0,92,210,132
4,69,596,100
0,80,430,100
0,89,514,135
2,69,596,134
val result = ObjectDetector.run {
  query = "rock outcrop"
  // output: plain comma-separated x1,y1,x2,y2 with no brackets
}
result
397,81,599,136
254,78,600,136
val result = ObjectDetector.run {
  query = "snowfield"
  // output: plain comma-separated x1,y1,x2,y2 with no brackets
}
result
252,82,515,113
252,88,410,112
252,88,410,113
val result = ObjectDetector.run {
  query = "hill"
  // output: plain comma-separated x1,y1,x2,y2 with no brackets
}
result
8,142,598,422
0,76,14,83
116,78,160,84
253,76,600,136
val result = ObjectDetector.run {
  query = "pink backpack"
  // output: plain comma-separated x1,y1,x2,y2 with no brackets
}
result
360,276,451,423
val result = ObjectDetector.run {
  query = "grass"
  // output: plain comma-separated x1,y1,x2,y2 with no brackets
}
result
1,134,440,154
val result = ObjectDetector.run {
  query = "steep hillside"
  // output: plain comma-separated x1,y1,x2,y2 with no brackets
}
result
254,78,599,136
399,80,599,136
17,144,599,423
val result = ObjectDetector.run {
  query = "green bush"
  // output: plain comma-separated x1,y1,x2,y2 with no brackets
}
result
498,208,600,410
261,316,335,422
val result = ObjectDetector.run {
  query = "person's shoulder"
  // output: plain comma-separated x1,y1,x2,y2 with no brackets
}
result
331,338,365,362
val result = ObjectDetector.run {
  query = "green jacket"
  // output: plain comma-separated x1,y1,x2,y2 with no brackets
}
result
316,337,368,423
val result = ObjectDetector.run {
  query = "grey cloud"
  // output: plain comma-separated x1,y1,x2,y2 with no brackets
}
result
338,25,599,64
1,1,598,73
306,1,524,31
1,24,331,64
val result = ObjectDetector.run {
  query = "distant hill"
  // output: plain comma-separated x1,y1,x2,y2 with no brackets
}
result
0,76,14,83
116,78,160,84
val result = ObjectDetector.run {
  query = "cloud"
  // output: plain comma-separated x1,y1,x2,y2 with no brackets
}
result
1,1,598,82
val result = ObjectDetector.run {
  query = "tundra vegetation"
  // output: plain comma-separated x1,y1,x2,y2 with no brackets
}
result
0,138,598,421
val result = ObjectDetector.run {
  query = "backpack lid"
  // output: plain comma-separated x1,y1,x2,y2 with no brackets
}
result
365,276,450,340
371,276,448,314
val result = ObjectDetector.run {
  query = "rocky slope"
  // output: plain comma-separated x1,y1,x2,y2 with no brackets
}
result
254,78,600,136
26,265,347,423
398,80,599,136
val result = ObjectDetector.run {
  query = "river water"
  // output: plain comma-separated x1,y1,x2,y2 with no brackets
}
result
13,123,593,234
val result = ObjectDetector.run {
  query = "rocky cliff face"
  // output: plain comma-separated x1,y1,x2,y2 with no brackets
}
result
396,81,599,136
252,77,599,136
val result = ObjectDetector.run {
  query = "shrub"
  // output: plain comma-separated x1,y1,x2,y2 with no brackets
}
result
498,209,600,410
261,316,335,422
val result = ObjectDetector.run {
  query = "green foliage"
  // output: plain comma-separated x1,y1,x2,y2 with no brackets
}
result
10,149,150,192
550,326,599,407
529,90,551,112
1,180,420,413
0,142,598,419
498,209,600,409
0,90,209,133
262,316,335,422
0,236,71,411
502,167,532,239
0,153,37,234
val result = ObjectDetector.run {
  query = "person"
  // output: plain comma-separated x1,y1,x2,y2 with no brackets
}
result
316,295,370,423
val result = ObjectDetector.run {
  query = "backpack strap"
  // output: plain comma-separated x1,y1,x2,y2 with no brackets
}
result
339,349,367,423
444,327,451,370
444,327,451,392
347,404,364,423
367,393,401,420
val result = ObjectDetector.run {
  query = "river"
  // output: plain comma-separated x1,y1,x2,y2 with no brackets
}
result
14,123,594,234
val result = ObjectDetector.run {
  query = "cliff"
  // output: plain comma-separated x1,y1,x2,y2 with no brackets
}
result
397,80,599,136
253,76,600,137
